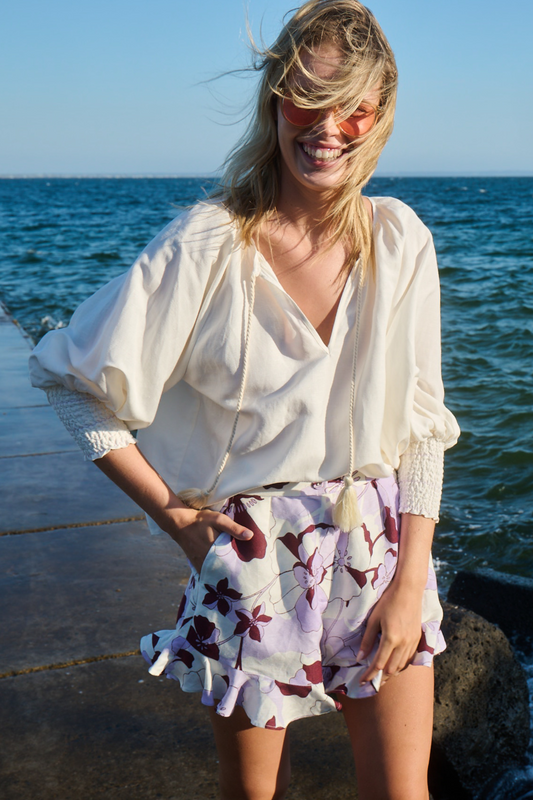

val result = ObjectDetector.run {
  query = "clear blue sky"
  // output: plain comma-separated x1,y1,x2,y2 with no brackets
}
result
1,0,531,176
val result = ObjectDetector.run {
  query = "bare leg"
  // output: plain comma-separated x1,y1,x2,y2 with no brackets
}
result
208,706,291,800
339,664,434,800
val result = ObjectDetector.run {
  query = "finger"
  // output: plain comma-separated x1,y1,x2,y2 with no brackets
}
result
357,616,381,663
408,640,420,664
383,645,411,678
360,637,394,685
209,511,253,540
389,635,422,673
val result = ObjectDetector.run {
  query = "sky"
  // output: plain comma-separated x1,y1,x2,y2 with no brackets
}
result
1,0,531,176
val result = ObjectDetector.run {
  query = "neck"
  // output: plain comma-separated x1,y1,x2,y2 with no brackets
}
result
275,172,341,239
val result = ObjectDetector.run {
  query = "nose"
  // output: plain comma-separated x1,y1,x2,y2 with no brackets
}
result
313,108,343,137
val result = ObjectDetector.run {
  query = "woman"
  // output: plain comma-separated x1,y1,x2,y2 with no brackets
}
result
29,1,459,798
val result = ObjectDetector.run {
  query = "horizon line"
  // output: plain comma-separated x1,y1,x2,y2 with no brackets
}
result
1,171,533,179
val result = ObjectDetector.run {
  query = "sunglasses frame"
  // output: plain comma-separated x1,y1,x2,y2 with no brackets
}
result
280,96,382,139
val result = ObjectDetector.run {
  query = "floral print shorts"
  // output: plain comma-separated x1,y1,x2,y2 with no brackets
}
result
140,474,445,730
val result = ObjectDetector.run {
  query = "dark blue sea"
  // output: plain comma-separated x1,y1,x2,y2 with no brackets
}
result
0,176,532,594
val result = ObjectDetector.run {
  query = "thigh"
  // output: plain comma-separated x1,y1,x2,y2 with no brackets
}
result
338,664,434,800
208,706,291,800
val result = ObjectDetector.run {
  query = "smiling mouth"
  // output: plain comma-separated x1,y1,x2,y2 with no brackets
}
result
301,142,344,162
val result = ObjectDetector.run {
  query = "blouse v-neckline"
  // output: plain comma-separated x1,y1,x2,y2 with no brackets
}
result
254,248,359,353
251,198,376,352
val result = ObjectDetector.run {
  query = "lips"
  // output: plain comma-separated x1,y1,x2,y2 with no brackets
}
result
299,141,345,163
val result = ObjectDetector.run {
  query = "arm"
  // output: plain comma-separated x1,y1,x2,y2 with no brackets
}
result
44,385,253,568
356,212,459,686
358,512,434,685
94,443,253,572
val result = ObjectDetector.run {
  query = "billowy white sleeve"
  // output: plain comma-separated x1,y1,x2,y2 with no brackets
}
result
388,210,459,521
29,203,235,430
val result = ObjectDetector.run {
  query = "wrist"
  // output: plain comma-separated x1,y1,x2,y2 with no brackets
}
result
392,568,428,595
151,500,195,541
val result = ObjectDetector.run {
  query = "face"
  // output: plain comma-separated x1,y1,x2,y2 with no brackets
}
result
276,44,381,198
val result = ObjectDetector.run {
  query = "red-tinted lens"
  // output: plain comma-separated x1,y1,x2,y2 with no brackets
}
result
281,98,321,128
338,107,377,138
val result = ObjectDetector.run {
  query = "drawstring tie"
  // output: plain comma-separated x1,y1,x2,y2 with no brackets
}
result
332,265,364,533
178,268,258,511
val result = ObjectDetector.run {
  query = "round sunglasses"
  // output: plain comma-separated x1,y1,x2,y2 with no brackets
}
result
281,96,381,138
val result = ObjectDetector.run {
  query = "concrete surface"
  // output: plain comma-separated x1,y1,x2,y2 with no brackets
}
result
0,319,47,408
0,404,77,456
0,451,142,533
0,521,188,674
0,658,357,800
0,302,360,799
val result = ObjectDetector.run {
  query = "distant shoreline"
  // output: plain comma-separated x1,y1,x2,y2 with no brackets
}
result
1,173,533,180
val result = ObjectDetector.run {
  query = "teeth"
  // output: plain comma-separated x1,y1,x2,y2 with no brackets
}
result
302,143,342,161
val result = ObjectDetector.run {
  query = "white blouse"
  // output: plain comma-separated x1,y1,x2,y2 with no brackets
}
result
29,198,460,528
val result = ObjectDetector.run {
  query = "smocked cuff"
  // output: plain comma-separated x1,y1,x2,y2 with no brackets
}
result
46,384,137,461
397,438,445,522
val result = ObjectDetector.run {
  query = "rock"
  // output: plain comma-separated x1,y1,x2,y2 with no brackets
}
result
448,569,533,654
477,767,533,799
429,603,530,800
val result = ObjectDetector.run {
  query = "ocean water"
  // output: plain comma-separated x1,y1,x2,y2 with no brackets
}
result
0,176,532,593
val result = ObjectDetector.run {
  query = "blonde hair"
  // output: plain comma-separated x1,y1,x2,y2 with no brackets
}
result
215,0,398,274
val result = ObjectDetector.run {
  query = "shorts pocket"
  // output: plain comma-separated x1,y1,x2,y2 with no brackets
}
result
196,532,230,584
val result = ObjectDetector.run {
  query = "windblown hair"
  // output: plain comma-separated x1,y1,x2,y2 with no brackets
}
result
215,0,398,274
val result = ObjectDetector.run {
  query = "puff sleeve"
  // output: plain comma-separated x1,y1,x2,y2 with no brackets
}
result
29,203,235,432
377,202,460,520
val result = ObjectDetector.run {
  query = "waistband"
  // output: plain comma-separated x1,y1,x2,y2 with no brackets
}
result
209,471,397,510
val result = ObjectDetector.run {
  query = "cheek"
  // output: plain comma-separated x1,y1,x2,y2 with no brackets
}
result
277,114,300,152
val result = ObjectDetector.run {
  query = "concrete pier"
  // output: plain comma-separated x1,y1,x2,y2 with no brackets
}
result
0,302,358,799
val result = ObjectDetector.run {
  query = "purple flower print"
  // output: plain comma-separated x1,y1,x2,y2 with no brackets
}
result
186,615,220,661
322,664,341,687
383,506,399,543
279,522,331,560
303,661,323,684
270,494,323,527
203,577,242,616
417,619,441,655
426,565,438,591
169,635,195,668
234,603,272,642
225,495,267,562
293,544,329,632
266,715,284,730
275,680,312,698
275,662,324,698
175,593,187,624
417,630,435,655
372,549,397,598
174,648,194,668
333,545,353,574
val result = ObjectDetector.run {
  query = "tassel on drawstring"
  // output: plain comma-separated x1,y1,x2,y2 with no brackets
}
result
178,488,211,510
333,475,363,533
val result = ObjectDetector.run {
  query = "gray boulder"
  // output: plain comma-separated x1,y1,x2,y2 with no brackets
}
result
429,602,530,800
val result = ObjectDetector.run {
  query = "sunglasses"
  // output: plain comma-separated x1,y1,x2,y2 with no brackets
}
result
281,96,381,139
